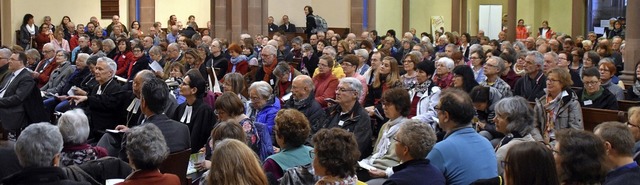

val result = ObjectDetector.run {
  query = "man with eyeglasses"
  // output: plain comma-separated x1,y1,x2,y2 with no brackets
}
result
320,77,372,159
481,56,512,97
593,122,640,185
0,52,48,141
427,88,497,185
283,75,326,134
576,67,618,110
627,107,640,164
514,51,547,101
34,43,59,88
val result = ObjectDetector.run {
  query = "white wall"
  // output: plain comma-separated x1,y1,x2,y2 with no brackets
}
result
155,0,211,29
268,0,350,28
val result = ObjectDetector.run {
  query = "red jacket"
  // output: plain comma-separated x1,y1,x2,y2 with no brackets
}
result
227,60,249,75
37,60,59,88
114,51,135,78
115,169,180,185
312,72,339,108
69,34,79,50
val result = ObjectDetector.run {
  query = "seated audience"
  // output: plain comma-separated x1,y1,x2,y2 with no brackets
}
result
172,70,215,153
58,109,108,166
207,139,269,185
273,62,302,103
533,67,583,143
119,124,180,185
264,109,312,181
409,60,440,127
432,57,455,89
341,54,368,104
501,142,559,185
196,121,247,185
427,88,497,185
360,88,411,183
599,60,624,100
481,56,512,97
514,51,547,102
1,123,89,185
41,50,74,93
322,77,373,159
452,65,479,93
577,67,619,110
553,129,607,185
312,55,339,107
625,62,640,101
282,75,325,134
365,56,403,130
312,128,361,184
470,86,504,146
594,122,640,185
492,96,536,175
221,72,249,104
215,92,272,161
247,81,280,137
384,120,445,185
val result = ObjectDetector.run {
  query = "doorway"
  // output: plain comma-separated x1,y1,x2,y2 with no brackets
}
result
479,5,502,40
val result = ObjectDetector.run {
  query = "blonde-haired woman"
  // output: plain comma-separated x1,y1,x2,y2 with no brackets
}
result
207,138,268,185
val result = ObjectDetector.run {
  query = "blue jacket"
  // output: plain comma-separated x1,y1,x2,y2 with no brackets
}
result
384,159,445,185
250,97,281,133
427,127,497,185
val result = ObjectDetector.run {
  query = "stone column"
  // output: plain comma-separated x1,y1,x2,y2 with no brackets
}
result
139,0,155,33
571,0,586,38
367,0,376,31
351,0,364,35
506,0,516,42
211,0,267,42
402,0,410,33
620,0,639,84
451,0,460,32
461,0,467,33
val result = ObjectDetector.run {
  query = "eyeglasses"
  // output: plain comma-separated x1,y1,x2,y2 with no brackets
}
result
336,87,356,93
484,63,497,68
318,63,329,68
626,122,640,129
342,62,353,67
547,79,560,83
584,81,600,86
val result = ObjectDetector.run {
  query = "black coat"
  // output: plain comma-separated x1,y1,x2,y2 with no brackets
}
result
279,23,297,33
283,94,326,133
514,71,547,102
84,78,123,139
60,68,91,96
172,98,215,154
577,88,619,110
322,102,373,159
2,167,90,185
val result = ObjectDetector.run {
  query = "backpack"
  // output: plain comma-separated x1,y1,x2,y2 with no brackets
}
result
311,15,328,33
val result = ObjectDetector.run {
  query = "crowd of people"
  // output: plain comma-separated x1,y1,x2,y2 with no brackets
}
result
0,8,639,185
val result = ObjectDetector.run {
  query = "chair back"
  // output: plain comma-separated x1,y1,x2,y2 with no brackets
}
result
159,148,191,185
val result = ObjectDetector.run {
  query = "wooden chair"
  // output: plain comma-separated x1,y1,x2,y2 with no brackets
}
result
618,100,640,112
581,107,625,132
159,148,191,185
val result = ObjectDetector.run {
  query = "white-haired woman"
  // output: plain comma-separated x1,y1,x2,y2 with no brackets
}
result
433,57,455,89
58,109,108,166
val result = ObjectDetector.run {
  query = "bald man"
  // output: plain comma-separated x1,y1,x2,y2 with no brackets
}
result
283,75,326,133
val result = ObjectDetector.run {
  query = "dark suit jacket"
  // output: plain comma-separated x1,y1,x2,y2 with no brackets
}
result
279,23,297,33
0,68,48,130
84,78,123,138
143,114,191,153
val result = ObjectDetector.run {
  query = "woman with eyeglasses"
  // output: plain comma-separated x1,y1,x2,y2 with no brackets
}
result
491,97,536,175
577,68,618,110
556,52,584,88
599,60,625,100
533,67,583,144
401,53,419,89
214,91,272,161
341,54,368,104
469,50,487,83
263,109,312,181
113,37,135,78
126,44,151,82
312,55,339,108
360,88,410,183
172,70,216,154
